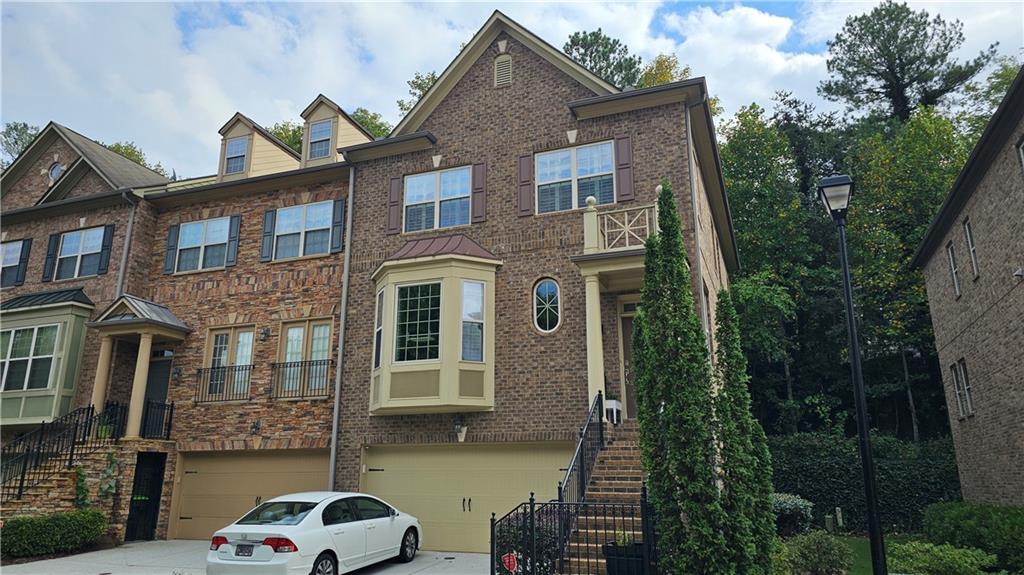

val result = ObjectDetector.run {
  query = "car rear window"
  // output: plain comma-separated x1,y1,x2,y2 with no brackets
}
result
237,501,317,525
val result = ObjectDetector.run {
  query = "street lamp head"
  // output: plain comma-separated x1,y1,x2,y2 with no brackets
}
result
818,175,854,220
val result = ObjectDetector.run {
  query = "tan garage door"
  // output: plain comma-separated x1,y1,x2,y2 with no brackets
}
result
361,443,572,553
174,449,329,540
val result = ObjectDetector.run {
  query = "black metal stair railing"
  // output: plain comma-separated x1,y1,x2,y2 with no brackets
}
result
558,390,605,506
270,359,332,400
1,402,128,502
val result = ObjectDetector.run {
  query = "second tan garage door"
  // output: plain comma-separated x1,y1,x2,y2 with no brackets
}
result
361,442,572,553
173,449,329,540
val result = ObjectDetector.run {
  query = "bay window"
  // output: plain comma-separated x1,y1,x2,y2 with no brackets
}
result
535,141,614,214
404,166,471,233
394,283,441,362
461,281,484,362
1,325,59,391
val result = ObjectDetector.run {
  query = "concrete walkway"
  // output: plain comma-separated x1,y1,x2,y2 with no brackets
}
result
1,540,490,574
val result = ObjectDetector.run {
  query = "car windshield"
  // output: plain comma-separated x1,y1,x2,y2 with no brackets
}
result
237,501,317,525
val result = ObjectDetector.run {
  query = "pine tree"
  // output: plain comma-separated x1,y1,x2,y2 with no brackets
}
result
634,179,731,573
715,289,776,573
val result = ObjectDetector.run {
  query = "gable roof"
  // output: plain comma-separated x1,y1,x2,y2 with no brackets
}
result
1,122,169,201
392,10,618,136
912,64,1024,268
300,93,376,141
218,112,301,160
0,287,94,312
90,293,190,333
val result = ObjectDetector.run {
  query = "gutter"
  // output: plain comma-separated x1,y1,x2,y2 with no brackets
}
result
115,190,138,297
328,166,356,489
685,97,709,335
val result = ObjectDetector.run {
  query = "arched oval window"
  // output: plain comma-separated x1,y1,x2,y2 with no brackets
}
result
533,278,560,332
48,162,64,183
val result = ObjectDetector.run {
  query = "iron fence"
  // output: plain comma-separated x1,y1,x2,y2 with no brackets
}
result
141,400,174,439
270,359,332,399
195,365,253,402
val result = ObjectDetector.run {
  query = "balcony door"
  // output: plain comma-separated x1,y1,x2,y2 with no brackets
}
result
280,320,331,395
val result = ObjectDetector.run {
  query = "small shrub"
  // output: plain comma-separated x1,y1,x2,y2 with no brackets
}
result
773,493,813,537
770,538,792,575
785,530,852,575
2,509,107,557
924,501,1024,572
74,465,90,508
888,541,999,575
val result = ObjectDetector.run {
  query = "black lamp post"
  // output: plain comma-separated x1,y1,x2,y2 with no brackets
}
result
818,175,887,575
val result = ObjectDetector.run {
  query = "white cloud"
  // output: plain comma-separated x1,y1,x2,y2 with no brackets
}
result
2,2,1020,176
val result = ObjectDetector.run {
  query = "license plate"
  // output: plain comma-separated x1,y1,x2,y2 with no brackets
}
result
235,544,253,557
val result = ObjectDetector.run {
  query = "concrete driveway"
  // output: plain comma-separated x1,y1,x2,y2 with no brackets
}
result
1,540,490,575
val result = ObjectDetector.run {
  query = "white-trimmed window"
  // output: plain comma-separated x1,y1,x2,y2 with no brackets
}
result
279,319,332,393
1,240,24,288
56,227,104,280
946,242,961,297
274,201,333,260
535,141,614,214
207,326,254,395
308,120,332,160
225,137,248,174
373,289,384,369
404,166,471,233
394,282,441,362
461,281,484,362
963,218,979,278
176,217,230,272
533,278,561,332
1,325,59,391
951,359,974,417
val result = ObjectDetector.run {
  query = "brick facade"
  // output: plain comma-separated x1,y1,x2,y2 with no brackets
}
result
920,115,1024,505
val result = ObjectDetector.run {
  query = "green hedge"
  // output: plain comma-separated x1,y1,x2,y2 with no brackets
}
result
923,501,1024,572
768,433,961,532
2,509,107,558
888,541,999,575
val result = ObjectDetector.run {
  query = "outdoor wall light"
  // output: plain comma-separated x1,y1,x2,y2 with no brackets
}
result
172,367,182,381
259,327,271,342
453,414,467,443
250,419,262,435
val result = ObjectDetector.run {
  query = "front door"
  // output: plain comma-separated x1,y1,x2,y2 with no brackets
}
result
621,315,638,419
125,452,167,541
145,359,171,403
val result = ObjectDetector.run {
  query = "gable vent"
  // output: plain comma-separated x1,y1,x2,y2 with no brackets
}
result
494,54,512,88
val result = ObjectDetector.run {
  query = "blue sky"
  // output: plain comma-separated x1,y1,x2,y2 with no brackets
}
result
2,1,1021,177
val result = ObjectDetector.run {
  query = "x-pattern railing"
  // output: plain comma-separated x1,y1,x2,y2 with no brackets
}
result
600,205,656,251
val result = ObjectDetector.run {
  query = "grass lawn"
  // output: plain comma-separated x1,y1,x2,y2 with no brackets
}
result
841,535,916,575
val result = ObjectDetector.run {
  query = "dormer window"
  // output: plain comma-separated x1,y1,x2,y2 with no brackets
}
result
494,54,512,88
225,137,248,175
308,120,332,160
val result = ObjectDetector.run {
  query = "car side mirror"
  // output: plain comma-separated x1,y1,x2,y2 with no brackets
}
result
390,507,398,517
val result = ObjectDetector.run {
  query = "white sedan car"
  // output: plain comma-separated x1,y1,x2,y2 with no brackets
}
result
206,492,422,575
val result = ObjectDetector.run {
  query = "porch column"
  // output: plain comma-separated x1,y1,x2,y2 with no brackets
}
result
124,332,153,439
90,335,114,410
584,273,605,406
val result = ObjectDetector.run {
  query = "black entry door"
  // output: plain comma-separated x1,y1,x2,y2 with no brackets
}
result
125,452,167,541
145,360,171,403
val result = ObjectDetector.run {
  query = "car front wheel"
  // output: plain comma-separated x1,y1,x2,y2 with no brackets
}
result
311,552,337,575
398,528,417,563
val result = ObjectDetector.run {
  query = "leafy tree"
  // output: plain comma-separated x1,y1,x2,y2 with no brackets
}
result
268,121,303,154
819,0,998,121
105,141,168,177
635,179,730,573
715,289,776,573
959,56,1023,141
638,53,690,88
1,121,41,170
563,28,642,88
350,107,392,139
397,71,439,115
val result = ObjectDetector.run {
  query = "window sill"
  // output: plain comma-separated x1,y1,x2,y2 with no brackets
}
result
52,273,100,283
268,252,336,265
172,266,227,277
533,201,619,218
401,222,473,237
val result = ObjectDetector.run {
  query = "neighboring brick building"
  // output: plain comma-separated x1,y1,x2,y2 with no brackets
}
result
912,66,1024,505
1,11,737,552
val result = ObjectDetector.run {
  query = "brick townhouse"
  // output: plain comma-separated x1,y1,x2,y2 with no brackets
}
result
912,65,1024,505
0,11,737,552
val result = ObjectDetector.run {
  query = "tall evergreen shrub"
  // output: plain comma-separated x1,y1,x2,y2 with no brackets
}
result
634,180,731,573
715,289,776,573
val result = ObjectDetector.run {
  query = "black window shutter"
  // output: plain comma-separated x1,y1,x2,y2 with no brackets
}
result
471,163,487,223
41,233,60,282
517,154,534,217
96,224,115,275
163,224,180,274
14,238,32,286
260,209,277,262
226,215,241,267
330,199,346,253
386,177,402,235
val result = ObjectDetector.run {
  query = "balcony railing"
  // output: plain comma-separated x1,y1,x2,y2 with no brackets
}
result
195,365,253,403
271,359,332,400
140,400,174,439
583,202,657,254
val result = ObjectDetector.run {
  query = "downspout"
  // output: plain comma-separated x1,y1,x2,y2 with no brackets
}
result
328,165,356,490
115,189,137,298
684,97,708,336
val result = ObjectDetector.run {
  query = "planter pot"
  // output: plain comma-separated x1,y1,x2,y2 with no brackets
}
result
602,542,645,575
604,400,623,425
